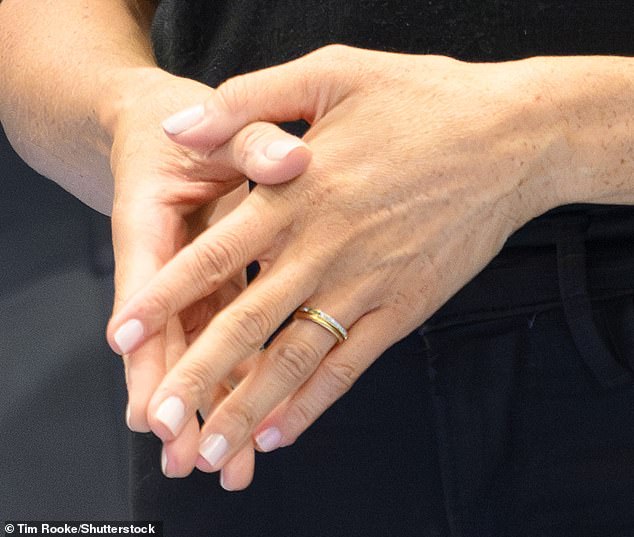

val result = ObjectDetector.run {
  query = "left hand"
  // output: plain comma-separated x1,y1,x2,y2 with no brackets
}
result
107,45,564,479
104,70,313,490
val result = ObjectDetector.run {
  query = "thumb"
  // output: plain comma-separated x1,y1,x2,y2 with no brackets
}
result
161,44,356,148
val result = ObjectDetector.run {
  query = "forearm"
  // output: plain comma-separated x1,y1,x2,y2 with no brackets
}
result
526,55,634,211
0,0,163,214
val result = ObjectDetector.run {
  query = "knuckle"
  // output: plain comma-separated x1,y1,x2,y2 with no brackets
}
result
235,124,270,168
188,235,243,284
177,361,219,404
216,73,251,114
191,240,230,274
240,123,270,151
314,43,351,61
271,339,322,384
223,398,259,432
321,359,358,392
142,286,177,319
287,398,317,431
222,304,275,352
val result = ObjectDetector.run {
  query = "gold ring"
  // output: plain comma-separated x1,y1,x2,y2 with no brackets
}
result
294,307,349,344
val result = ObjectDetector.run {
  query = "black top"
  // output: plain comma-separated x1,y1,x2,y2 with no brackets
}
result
152,0,633,84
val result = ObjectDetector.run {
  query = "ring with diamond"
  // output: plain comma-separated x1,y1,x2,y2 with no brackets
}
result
294,307,349,344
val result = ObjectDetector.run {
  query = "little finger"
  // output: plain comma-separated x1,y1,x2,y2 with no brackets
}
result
254,308,399,451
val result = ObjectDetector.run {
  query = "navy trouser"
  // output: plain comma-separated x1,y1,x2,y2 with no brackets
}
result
132,206,634,537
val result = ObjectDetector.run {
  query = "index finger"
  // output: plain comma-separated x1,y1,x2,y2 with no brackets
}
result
107,189,291,356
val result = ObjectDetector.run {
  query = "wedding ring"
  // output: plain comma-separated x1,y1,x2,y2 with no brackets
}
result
294,307,349,344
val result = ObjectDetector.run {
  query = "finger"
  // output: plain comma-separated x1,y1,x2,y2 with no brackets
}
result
160,336,259,481
161,417,200,478
112,204,178,432
123,336,165,433
187,121,312,186
161,45,357,146
218,444,256,492
196,363,258,489
163,296,259,482
164,381,231,479
195,352,260,422
179,187,248,339
159,317,200,478
180,274,245,341
195,322,334,470
145,256,325,442
107,193,290,356
255,308,398,451
193,298,366,471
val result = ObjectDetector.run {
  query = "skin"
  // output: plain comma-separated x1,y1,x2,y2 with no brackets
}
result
107,46,634,484
0,0,312,490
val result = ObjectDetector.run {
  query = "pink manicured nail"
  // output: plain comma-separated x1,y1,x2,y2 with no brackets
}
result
113,319,144,354
155,396,186,435
264,139,306,161
255,427,282,452
220,469,233,491
199,434,229,467
125,404,131,429
162,104,205,135
161,447,169,477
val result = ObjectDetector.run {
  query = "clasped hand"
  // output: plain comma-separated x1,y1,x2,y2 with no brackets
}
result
108,45,561,489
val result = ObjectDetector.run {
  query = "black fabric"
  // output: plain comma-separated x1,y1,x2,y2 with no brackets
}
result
152,0,634,84
423,299,634,537
136,1,634,535
420,212,634,536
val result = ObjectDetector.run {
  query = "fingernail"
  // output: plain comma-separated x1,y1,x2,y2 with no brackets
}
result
162,104,205,135
255,427,282,452
113,319,144,355
264,139,306,161
220,469,233,491
161,447,170,477
155,396,186,435
199,433,229,468
125,404,131,429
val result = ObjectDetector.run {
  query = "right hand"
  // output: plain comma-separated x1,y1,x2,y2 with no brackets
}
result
108,48,558,485
108,68,311,488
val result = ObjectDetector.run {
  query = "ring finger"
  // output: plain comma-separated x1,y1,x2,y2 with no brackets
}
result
194,295,366,472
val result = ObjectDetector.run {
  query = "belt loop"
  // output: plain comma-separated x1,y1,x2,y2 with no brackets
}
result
554,216,631,389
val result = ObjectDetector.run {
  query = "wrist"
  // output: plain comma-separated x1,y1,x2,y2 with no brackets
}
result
522,55,634,208
475,57,574,227
96,66,176,141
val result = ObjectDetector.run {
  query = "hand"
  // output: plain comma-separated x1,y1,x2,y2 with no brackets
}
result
108,46,560,481
107,68,312,488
